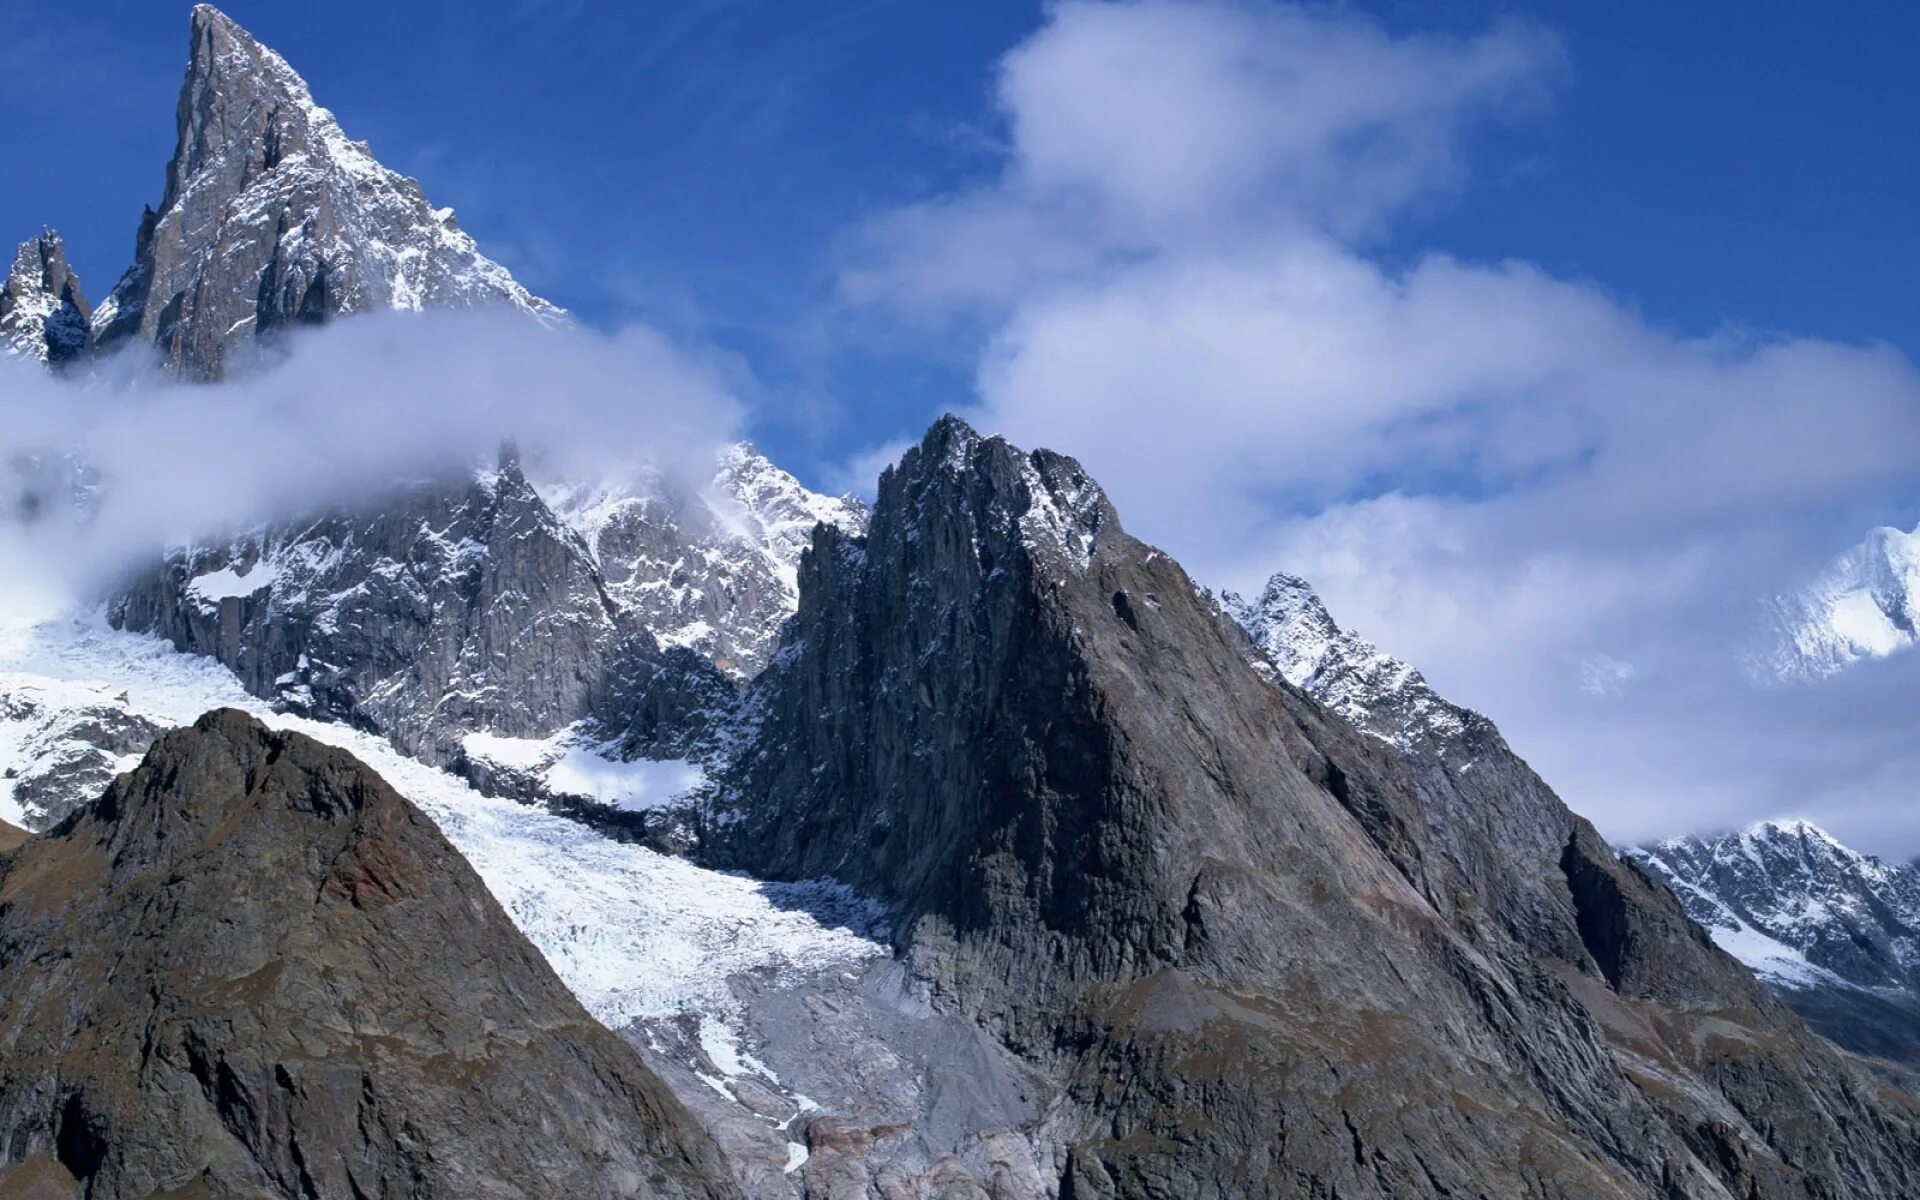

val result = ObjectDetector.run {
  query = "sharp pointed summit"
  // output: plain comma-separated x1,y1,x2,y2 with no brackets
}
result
1,229,90,366
89,5,563,378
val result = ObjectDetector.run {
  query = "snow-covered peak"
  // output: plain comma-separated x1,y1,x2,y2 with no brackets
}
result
539,443,867,680
1,229,90,365
1751,521,1920,683
1224,571,1475,752
90,5,563,377
1629,818,1920,995
712,443,870,582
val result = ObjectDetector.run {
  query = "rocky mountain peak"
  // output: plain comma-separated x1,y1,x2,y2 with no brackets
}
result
1225,569,1482,752
703,416,1920,1196
0,708,740,1198
90,5,563,378
1629,818,1920,1066
1,229,90,365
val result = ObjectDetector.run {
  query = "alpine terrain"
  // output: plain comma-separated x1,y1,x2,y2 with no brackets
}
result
1631,820,1920,1071
2,6,1917,1200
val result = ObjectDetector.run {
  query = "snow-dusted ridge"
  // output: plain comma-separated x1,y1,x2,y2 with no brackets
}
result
1628,819,1920,997
537,443,868,681
1224,571,1475,752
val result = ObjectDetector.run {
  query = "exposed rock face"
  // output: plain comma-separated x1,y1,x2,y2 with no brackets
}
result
1631,820,1920,1068
1751,522,1920,683
1225,570,1483,753
0,819,24,853
705,416,1920,1199
90,5,562,378
0,709,740,1199
108,450,731,772
542,444,869,682
1,231,90,365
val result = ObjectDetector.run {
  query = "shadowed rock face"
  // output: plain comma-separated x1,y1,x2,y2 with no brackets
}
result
707,415,1920,1199
0,709,741,1200
89,5,561,378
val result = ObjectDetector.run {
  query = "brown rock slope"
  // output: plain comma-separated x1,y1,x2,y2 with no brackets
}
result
0,709,741,1200
709,416,1920,1199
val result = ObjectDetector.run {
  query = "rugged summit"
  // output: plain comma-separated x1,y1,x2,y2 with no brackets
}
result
706,416,1920,1198
1631,820,1920,1068
90,5,561,377
108,449,731,777
1225,571,1483,752
0,230,90,365
0,709,740,1199
1752,521,1920,682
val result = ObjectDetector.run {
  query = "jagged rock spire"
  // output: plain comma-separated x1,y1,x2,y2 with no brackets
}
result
0,229,90,365
90,4,562,378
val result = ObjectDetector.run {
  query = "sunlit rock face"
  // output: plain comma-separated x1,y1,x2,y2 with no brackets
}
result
89,4,562,379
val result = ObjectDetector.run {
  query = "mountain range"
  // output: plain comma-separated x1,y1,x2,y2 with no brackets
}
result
3,7,1917,1198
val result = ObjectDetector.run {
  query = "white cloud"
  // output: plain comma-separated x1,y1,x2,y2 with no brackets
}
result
841,0,1561,316
842,0,1920,855
0,311,742,617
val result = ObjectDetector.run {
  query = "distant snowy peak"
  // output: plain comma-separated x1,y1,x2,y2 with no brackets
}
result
1629,819,1920,995
90,4,562,378
1,230,90,365
1753,522,1920,683
1224,571,1479,753
541,443,868,680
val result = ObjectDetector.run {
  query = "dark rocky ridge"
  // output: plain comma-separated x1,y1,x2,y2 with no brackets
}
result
89,5,561,379
704,416,1920,1198
0,709,741,1199
0,230,90,365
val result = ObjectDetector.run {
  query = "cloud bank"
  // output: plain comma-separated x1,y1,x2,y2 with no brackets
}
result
844,1,1920,855
0,311,742,618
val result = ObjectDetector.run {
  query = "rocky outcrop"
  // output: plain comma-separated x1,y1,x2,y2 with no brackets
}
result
1631,820,1920,1068
0,708,740,1199
89,5,561,378
108,448,731,772
1,230,89,365
704,415,1920,1199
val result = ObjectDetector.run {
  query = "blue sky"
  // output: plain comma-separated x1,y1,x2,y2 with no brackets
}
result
6,0,1920,851
4,1,1916,473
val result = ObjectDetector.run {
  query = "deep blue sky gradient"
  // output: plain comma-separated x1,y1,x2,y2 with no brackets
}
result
3,0,1916,480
